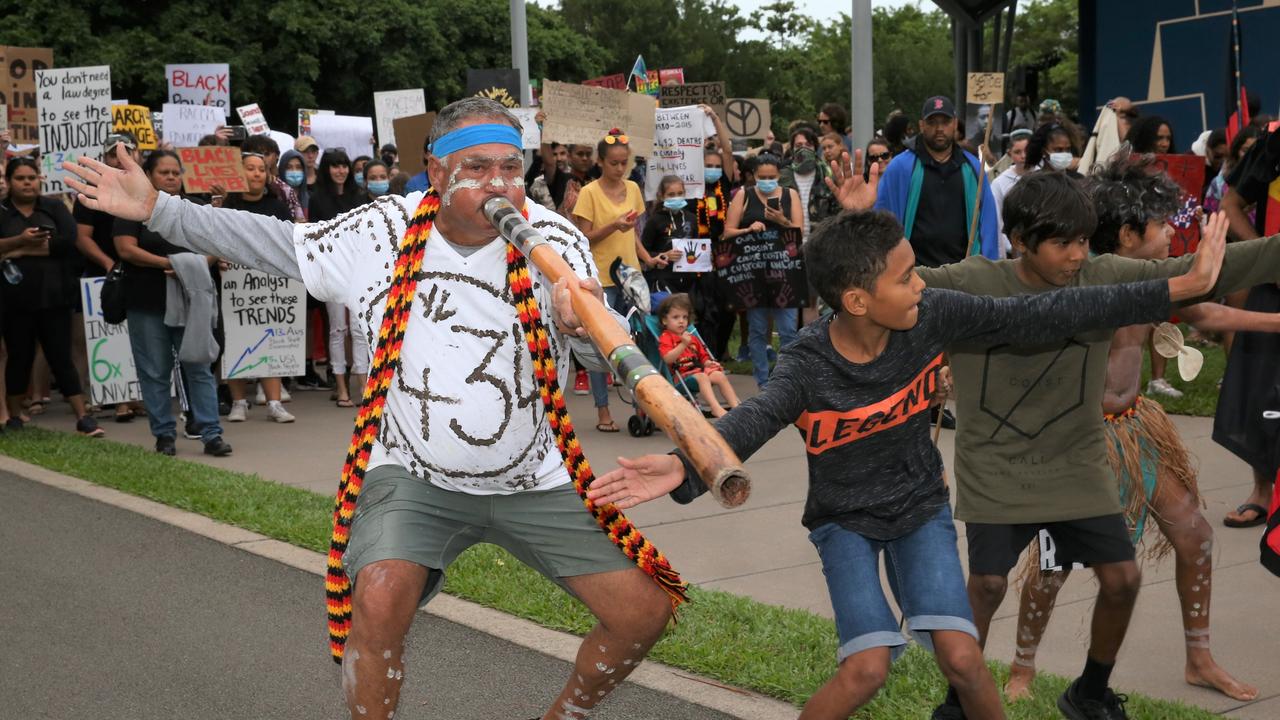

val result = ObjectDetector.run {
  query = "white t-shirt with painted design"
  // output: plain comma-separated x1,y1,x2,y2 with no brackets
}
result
294,195,600,495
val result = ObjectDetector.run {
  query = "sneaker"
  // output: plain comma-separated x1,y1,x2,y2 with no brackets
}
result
6,417,24,431
267,400,295,423
1146,378,1184,399
254,384,267,405
735,344,750,362
76,415,106,438
227,400,249,422
1057,679,1128,720
155,436,177,456
179,413,202,440
203,436,233,457
573,370,589,396
295,373,324,390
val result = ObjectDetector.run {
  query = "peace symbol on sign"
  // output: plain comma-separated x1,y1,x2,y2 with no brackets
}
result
725,99,763,138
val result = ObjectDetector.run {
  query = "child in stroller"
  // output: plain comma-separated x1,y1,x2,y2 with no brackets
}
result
656,294,740,417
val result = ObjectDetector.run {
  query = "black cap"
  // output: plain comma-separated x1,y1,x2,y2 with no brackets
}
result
921,96,956,120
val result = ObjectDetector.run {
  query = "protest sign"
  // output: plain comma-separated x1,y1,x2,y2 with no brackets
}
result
659,68,685,86
236,103,270,135
111,98,127,106
310,113,375,159
467,69,522,108
373,89,426,148
0,105,7,134
540,80,655,158
220,265,306,380
1154,154,1206,257
659,82,726,119
724,98,771,140
166,63,230,114
162,102,223,147
0,46,53,145
178,146,248,194
112,104,157,150
509,108,542,149
582,74,626,90
37,66,112,195
644,106,706,200
297,108,333,137
966,72,1005,104
151,110,163,139
392,113,437,176
713,227,807,310
672,238,711,272
80,278,142,406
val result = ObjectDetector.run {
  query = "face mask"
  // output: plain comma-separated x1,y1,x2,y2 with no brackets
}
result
354,172,365,187
703,167,723,184
1048,152,1073,170
367,180,390,196
663,198,687,212
756,178,779,194
284,170,305,187
793,148,817,174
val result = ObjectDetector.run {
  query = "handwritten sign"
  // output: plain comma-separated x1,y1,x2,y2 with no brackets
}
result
166,63,230,114
112,104,157,150
37,66,112,195
509,108,542,149
373,89,426,148
724,98,771,140
311,113,375,159
644,106,706,200
162,103,223,147
80,278,142,406
966,72,1005,104
713,227,808,310
178,146,249,194
236,103,270,135
659,81,726,119
220,265,305,380
297,108,333,137
0,46,53,145
392,112,436,176
540,79,655,158
672,238,711,272
582,74,626,90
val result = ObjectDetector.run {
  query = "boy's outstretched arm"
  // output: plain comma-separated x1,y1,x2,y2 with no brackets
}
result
1180,301,1280,333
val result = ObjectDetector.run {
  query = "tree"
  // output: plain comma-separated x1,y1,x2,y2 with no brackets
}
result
1007,0,1079,115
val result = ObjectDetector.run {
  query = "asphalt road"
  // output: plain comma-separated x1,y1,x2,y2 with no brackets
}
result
0,470,737,720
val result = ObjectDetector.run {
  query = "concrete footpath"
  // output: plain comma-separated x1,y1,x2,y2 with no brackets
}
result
15,378,1280,717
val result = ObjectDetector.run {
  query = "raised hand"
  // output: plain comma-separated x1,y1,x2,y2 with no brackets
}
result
825,148,881,212
62,144,159,221
586,454,686,509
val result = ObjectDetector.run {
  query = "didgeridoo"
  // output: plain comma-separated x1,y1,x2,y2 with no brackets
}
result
484,196,751,507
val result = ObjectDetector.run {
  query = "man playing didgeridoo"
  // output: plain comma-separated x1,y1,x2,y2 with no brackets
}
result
63,97,686,720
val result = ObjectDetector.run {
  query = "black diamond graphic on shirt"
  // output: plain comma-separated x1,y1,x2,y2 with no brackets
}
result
979,339,1089,439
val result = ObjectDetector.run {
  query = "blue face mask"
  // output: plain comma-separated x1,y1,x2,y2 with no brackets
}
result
662,198,687,212
367,180,390,196
284,170,305,187
704,167,723,184
755,178,779,194
354,172,365,187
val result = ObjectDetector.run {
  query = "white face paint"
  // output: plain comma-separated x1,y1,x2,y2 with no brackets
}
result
440,152,525,207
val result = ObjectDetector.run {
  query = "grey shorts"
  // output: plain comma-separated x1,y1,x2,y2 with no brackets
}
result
343,464,638,605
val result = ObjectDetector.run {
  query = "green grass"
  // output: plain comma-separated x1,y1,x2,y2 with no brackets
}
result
0,428,1217,718
1140,331,1228,417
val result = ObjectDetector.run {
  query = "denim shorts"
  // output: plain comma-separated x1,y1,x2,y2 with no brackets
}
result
809,504,978,662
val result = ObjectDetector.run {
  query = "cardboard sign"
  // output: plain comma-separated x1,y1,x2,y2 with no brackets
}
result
966,72,1005,104
659,82,726,119
373,88,426,148
713,227,808,310
392,112,436,176
0,104,8,135
37,66,112,195
80,278,142,406
582,74,626,90
310,114,375,160
645,105,706,200
296,108,333,137
178,145,249,194
236,103,270,135
112,104,157,150
220,264,305,380
672,238,711,272
0,46,54,145
540,80,655,158
162,103,223,147
1154,153,1206,257
724,98,771,140
510,108,542,149
166,63,230,114
467,68,522,108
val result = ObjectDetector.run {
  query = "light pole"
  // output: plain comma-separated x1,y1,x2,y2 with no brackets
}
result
850,0,874,147
511,0,532,107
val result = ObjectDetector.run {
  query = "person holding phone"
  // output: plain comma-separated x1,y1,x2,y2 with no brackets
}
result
571,128,655,432
723,153,803,388
0,157,103,436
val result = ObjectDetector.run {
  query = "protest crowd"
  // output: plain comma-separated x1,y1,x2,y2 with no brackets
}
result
6,10,1280,718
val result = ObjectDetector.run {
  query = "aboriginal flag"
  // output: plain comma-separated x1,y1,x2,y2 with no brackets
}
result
1225,2,1250,145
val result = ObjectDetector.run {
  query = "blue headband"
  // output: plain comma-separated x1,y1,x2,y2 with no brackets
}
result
430,124,522,157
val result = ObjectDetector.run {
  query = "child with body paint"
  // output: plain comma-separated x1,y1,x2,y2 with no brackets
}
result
588,206,1228,720
655,293,739,418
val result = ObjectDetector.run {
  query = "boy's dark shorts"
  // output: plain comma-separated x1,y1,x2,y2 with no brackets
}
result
965,513,1135,576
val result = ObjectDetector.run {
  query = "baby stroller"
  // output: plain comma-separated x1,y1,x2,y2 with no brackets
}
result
609,260,707,437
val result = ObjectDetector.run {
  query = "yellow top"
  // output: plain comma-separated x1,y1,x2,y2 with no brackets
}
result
572,178,644,286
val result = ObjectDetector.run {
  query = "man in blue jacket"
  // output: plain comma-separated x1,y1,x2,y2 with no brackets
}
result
874,96,1000,265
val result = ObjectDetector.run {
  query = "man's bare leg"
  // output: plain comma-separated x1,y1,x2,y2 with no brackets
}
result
966,573,1009,649
798,646,891,719
933,630,1006,718
1150,476,1259,700
542,568,673,719
1003,570,1071,700
343,560,429,719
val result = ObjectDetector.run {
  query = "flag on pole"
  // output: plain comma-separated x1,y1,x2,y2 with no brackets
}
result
628,55,647,91
1225,1,1250,145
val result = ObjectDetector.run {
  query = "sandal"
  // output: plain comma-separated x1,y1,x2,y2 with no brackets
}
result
335,398,355,408
25,400,46,416
595,421,620,433
114,408,136,423
1224,503,1268,528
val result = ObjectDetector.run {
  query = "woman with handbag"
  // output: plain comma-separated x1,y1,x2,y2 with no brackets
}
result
0,157,103,435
